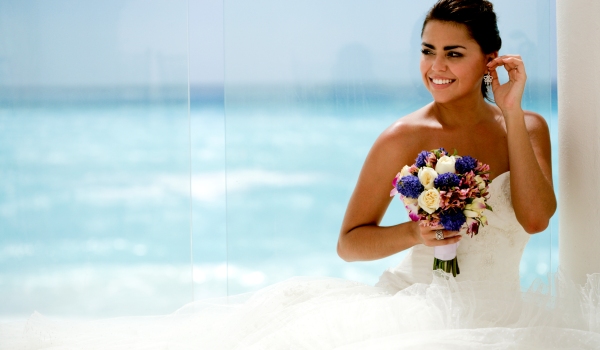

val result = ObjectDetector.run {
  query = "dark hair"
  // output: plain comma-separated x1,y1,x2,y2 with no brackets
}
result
421,0,502,101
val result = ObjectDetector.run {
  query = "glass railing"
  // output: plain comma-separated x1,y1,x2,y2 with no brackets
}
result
0,0,555,321
0,0,191,319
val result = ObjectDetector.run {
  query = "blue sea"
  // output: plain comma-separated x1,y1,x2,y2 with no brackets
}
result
0,99,558,320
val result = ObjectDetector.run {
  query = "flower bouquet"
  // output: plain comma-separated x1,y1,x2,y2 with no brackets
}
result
390,148,493,277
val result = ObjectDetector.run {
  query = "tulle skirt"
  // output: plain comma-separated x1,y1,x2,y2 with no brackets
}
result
2,271,600,349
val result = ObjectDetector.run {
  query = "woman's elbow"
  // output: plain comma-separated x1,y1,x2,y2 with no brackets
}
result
521,215,552,234
337,243,348,262
519,203,556,234
337,231,357,262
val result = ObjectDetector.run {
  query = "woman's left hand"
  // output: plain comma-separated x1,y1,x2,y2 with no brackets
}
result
487,55,527,114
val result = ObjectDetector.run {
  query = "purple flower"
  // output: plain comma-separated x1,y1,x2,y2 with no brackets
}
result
415,151,429,168
397,175,424,199
455,156,477,174
434,173,460,189
440,208,466,231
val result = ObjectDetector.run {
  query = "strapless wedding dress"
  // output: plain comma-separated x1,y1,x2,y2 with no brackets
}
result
2,171,600,349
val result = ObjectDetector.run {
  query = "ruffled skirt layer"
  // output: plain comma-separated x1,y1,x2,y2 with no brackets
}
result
2,271,600,349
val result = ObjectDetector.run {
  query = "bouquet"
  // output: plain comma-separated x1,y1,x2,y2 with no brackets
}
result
390,148,493,277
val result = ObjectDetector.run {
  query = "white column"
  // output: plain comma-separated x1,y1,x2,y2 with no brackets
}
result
557,0,600,285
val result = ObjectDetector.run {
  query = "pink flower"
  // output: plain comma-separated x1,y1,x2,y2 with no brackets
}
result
428,217,440,227
466,217,480,237
426,153,438,168
392,173,401,187
408,164,419,175
480,215,488,226
468,198,487,212
405,203,421,222
475,162,490,173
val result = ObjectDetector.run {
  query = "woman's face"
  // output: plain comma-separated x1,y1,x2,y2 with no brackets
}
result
420,20,493,104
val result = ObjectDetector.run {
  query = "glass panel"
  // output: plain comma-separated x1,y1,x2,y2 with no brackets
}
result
0,0,191,320
494,0,555,287
188,0,227,300
223,0,556,294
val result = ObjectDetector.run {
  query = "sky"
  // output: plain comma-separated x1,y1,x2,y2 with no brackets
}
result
0,0,556,88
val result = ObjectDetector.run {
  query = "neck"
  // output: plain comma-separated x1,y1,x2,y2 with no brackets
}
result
431,93,493,127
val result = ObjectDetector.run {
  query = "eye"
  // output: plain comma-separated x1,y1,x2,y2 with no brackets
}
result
447,51,463,58
421,49,433,55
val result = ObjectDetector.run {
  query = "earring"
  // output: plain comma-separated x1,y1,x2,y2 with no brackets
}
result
483,71,493,87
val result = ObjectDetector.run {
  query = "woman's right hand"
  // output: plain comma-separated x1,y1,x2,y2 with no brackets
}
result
416,223,462,247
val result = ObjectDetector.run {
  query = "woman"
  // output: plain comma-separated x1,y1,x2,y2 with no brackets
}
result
4,1,599,348
337,0,557,291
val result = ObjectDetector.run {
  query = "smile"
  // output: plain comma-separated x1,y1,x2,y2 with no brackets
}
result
430,78,456,85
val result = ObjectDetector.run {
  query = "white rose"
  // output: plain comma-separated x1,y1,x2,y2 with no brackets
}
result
435,155,456,174
400,165,412,178
418,188,441,214
418,167,438,190
474,175,486,191
402,196,418,206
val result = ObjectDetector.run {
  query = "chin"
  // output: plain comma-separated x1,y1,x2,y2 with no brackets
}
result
429,92,456,104
429,88,478,104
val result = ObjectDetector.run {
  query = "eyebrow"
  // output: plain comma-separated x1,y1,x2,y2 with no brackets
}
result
422,42,467,50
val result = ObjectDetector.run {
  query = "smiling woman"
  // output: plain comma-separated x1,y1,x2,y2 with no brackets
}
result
337,0,554,267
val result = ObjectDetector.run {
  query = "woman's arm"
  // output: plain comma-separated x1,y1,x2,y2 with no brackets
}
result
337,122,462,262
488,55,557,233
505,110,555,233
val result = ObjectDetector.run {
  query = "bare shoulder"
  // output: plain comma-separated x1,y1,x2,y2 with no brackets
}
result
374,105,432,157
522,110,553,175
523,110,550,135
357,105,432,190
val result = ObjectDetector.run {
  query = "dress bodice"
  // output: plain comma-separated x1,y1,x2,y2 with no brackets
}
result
376,171,530,293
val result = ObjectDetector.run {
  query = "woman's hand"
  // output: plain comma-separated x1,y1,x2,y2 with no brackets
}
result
487,55,527,115
417,223,462,247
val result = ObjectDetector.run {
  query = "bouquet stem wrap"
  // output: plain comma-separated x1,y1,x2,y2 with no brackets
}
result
433,242,460,277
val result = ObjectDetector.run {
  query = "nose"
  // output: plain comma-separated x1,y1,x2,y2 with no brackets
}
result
431,55,446,72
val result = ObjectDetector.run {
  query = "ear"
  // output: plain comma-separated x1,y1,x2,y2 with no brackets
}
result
486,52,499,63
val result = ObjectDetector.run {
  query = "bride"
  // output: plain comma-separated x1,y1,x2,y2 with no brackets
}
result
337,0,556,291
4,0,600,349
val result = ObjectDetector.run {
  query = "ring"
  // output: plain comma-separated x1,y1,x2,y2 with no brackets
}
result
435,230,444,241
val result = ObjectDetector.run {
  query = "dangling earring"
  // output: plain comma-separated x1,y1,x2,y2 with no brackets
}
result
483,71,493,87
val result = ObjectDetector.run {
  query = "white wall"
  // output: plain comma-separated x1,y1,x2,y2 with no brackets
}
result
557,0,600,285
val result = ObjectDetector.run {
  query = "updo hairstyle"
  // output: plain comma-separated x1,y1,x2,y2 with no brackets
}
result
422,0,502,101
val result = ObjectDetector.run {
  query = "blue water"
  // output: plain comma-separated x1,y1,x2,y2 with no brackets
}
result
0,100,558,319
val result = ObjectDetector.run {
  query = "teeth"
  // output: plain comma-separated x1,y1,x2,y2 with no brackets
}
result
432,79,453,85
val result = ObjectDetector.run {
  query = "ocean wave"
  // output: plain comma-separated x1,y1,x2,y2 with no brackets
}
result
71,169,324,205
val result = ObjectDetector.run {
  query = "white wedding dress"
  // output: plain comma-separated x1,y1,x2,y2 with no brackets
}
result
3,171,600,349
